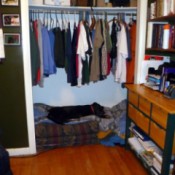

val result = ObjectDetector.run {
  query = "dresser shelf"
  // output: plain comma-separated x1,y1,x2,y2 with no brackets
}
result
125,84,175,175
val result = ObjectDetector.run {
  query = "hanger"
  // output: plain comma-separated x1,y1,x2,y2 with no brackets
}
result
67,11,70,23
49,11,54,29
107,16,121,31
43,11,46,26
74,11,76,26
55,11,60,28
104,12,107,22
29,10,33,22
61,11,65,30
90,13,96,31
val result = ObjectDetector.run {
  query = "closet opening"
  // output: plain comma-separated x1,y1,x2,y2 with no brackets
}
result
29,6,137,153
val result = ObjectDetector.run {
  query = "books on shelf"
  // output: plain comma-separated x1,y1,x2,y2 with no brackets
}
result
131,126,150,141
131,125,162,154
147,74,161,84
144,74,161,90
146,22,175,49
144,82,160,90
150,1,156,19
152,156,174,175
140,151,154,167
149,0,175,19
146,21,175,50
128,137,145,154
137,138,159,153
129,123,175,174
159,67,175,92
150,167,160,175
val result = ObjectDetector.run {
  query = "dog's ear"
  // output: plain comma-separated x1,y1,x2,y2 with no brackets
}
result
92,102,105,118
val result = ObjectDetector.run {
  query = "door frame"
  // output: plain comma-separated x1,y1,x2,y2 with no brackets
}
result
7,0,36,156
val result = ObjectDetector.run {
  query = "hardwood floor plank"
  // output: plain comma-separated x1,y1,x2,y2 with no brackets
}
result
10,144,148,175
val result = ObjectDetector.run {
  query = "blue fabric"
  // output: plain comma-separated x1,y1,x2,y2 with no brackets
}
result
91,29,95,44
34,107,48,119
48,29,56,65
0,145,13,175
42,26,57,76
100,133,125,146
119,111,126,135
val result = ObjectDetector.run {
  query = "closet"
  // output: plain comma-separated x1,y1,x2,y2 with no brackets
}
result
29,3,138,153
29,5,137,106
0,0,142,156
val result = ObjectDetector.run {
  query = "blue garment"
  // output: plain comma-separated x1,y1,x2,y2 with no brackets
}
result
91,29,95,44
119,111,126,135
42,26,57,76
125,26,131,60
48,29,56,65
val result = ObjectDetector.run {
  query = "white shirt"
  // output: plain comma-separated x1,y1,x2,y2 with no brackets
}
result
77,21,89,60
115,23,128,83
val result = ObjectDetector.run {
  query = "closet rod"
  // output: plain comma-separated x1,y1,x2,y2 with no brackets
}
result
29,9,136,17
29,5,137,14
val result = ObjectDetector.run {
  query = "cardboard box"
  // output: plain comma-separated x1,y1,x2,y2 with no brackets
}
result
97,0,105,7
130,0,137,7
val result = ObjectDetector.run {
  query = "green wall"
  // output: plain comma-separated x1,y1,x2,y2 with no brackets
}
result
0,2,29,148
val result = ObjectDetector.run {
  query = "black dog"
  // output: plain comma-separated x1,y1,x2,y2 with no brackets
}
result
47,102,105,124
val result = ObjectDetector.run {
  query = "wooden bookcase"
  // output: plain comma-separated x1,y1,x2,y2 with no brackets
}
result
125,84,175,175
125,1,175,174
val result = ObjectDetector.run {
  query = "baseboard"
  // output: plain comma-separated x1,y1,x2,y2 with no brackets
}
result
7,147,36,157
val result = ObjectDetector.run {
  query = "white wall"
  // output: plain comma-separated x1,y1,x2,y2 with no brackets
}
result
33,69,127,107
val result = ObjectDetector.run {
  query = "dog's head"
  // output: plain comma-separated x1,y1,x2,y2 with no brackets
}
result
92,102,105,118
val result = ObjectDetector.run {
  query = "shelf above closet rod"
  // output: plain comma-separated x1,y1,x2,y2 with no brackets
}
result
29,5,137,14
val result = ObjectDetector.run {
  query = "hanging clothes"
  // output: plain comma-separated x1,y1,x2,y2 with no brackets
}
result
28,10,135,88
29,22,40,86
76,21,89,87
105,22,112,76
70,22,78,86
32,20,41,85
115,23,128,83
53,26,65,68
65,22,73,83
37,19,44,87
48,28,56,71
126,21,137,83
110,18,117,65
82,21,93,85
42,25,57,76
90,19,104,82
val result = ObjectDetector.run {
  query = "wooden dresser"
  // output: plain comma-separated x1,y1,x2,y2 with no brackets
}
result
125,84,175,175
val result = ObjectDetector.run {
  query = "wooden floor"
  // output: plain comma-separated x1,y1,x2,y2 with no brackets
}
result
10,144,148,175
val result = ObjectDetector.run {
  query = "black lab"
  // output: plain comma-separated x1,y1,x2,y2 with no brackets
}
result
47,102,105,124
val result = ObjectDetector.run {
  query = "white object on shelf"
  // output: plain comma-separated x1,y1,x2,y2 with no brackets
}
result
59,0,70,6
29,0,43,5
44,0,69,5
150,1,156,19
146,22,153,48
128,137,145,154
162,24,170,49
